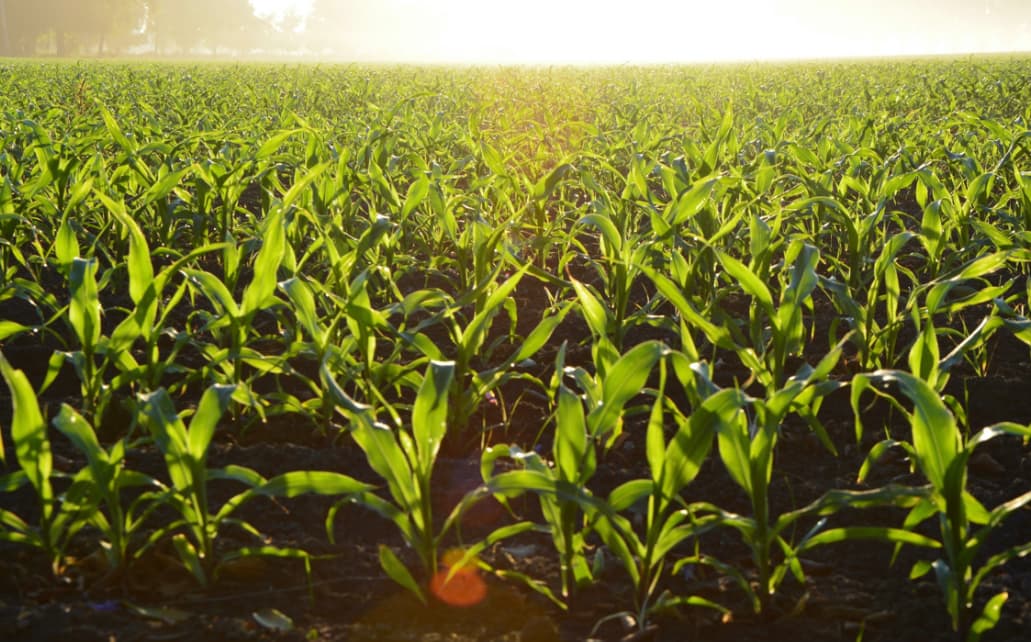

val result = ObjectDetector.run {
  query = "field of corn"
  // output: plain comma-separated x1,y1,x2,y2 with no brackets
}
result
1,57,1031,642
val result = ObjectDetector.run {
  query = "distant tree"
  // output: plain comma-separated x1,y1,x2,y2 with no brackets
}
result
0,0,144,56
147,0,270,55
204,0,269,54
56,0,146,55
307,0,367,55
0,0,60,55
147,0,204,54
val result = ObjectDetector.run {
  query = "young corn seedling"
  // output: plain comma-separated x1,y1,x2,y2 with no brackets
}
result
44,188,238,425
588,357,730,634
716,239,820,390
412,265,569,436
47,404,166,579
181,205,289,411
709,346,843,613
0,354,101,575
482,340,668,602
324,360,526,604
687,342,937,616
819,229,916,371
853,371,1031,642
574,205,659,351
140,384,373,587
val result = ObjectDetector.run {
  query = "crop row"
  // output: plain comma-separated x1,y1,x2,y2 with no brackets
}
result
1,59,1031,639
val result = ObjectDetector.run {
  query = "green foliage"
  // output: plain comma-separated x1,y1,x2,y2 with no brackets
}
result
854,371,1031,640
1,58,1030,636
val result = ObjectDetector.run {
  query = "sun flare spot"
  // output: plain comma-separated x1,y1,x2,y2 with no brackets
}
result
429,549,488,607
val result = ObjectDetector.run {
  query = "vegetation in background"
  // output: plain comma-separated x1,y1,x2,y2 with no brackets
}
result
0,58,1030,639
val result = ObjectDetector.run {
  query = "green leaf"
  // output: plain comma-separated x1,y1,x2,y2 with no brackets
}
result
555,385,589,483
351,419,418,511
281,161,330,211
0,321,30,342
645,384,665,482
884,371,960,491
172,534,207,587
713,389,753,493
607,479,652,512
643,267,735,351
800,526,940,550
141,389,192,492
402,176,430,219
183,269,240,318
68,258,101,350
460,267,526,356
908,319,940,386
532,163,574,201
0,354,50,499
379,545,426,604
52,404,105,470
967,592,1008,642
242,208,285,316
54,218,79,273
412,361,454,476
279,277,324,345
96,191,154,305
507,304,570,365
588,341,666,439
570,277,609,340
577,213,623,254
663,392,719,497
910,559,934,580
260,470,374,499
187,385,236,465
99,103,136,154
255,128,305,160
671,177,719,226
718,251,773,312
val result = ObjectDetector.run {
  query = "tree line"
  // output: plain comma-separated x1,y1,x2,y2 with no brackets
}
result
0,0,308,57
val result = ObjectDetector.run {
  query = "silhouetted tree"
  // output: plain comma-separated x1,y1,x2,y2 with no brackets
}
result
57,0,146,55
0,0,144,56
148,0,268,55
0,0,58,55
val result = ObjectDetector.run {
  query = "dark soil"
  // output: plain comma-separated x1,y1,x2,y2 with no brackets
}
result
1,286,1030,642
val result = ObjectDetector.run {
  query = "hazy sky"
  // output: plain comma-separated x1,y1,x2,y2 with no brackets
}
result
250,0,1031,63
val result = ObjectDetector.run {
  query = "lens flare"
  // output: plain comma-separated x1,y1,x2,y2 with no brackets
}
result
428,549,487,607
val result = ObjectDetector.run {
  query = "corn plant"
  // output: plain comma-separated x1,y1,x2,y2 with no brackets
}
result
819,229,916,370
573,206,658,351
853,371,1031,641
708,347,843,613
140,384,373,586
715,239,821,389
45,404,166,578
587,357,729,633
409,266,569,434
482,340,668,602
323,360,509,603
0,354,99,574
181,205,288,407
44,186,223,415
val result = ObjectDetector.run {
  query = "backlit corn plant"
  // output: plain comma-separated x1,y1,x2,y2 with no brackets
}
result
323,360,536,604
588,356,730,633
853,371,1031,642
139,384,373,587
481,340,668,603
0,354,104,575
695,342,938,614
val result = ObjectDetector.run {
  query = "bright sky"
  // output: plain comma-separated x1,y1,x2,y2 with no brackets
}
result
249,0,1031,63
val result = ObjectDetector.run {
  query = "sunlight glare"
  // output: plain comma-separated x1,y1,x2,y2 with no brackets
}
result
251,0,1030,63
